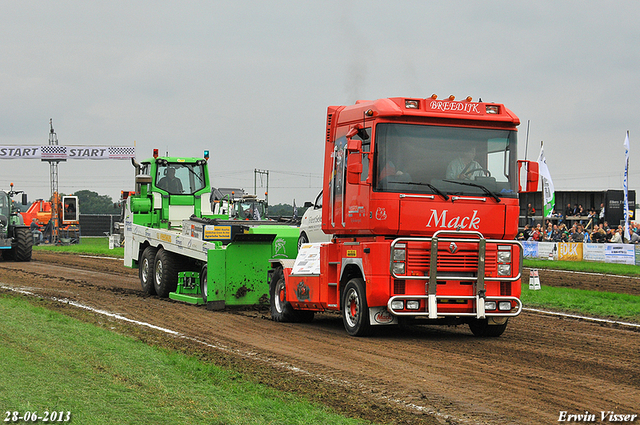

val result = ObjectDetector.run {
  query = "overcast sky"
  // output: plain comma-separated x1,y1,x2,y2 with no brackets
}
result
1,1,639,207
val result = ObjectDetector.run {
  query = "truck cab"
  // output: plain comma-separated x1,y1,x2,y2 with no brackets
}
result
273,96,539,337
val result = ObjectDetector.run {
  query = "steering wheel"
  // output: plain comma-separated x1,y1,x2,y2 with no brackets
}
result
463,167,491,177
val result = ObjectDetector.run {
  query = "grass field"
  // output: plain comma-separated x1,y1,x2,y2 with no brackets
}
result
0,294,367,425
521,284,640,322
34,236,124,257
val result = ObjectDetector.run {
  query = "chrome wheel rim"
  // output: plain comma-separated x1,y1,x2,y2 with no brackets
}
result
345,288,359,328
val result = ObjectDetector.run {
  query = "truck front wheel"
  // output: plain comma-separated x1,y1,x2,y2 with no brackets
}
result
468,318,508,337
342,278,371,336
139,247,157,295
153,248,178,298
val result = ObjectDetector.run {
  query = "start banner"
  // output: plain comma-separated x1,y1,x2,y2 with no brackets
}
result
0,146,135,160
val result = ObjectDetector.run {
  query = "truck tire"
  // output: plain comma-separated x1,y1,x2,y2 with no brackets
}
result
342,277,371,336
11,228,33,262
153,248,178,298
468,318,508,337
139,247,157,295
269,266,298,322
200,264,208,303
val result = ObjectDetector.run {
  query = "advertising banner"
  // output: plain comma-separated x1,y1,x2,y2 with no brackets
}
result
583,243,606,262
604,244,635,265
557,242,583,261
537,242,557,260
522,241,538,258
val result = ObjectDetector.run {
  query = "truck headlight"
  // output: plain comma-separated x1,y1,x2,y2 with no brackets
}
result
484,301,497,310
498,301,512,311
392,262,406,275
406,300,420,310
392,246,406,261
390,300,404,310
497,249,511,263
497,264,511,276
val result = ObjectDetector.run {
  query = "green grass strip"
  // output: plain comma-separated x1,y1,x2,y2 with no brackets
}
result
521,283,640,323
524,259,640,277
0,294,367,425
34,236,123,257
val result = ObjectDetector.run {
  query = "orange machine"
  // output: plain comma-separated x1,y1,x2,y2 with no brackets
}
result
21,193,79,243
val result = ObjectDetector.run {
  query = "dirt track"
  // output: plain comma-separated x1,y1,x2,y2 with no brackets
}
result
1,252,639,425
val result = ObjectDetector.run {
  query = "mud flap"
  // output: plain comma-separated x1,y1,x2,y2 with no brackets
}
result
368,306,398,326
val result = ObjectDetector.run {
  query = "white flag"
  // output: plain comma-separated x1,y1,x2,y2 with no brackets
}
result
537,143,555,218
623,132,630,241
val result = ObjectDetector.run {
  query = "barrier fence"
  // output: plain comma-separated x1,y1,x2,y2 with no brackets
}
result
522,241,640,265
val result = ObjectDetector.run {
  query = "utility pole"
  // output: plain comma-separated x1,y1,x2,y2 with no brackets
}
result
254,169,269,214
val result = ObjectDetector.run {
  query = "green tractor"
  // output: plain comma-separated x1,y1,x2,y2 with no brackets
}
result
0,184,33,262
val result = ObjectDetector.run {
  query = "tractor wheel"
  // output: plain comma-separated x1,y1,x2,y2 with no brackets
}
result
153,248,178,298
139,247,157,295
269,266,298,322
468,318,508,337
342,277,372,336
12,228,33,262
200,264,208,303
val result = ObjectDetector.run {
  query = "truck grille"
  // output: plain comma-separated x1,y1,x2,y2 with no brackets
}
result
405,242,498,275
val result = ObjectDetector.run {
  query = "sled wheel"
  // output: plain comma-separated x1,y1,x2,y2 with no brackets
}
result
153,248,178,298
200,264,208,303
139,246,157,295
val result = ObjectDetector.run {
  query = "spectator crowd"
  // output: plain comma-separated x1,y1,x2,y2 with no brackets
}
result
518,203,640,244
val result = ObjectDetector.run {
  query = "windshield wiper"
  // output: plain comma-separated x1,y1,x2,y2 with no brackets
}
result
443,180,501,202
395,181,450,201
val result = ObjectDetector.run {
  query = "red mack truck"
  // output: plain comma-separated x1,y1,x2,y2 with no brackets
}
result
269,96,538,337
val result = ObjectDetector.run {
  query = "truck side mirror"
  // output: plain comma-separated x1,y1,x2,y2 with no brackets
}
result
347,153,363,184
517,160,539,193
347,138,362,153
21,193,27,205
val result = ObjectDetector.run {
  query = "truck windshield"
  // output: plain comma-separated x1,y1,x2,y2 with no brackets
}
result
374,123,518,198
156,163,207,195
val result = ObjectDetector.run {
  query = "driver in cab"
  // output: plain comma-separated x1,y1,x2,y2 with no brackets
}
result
446,146,484,180
157,167,184,194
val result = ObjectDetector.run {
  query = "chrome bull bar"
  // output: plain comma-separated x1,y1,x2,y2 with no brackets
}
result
389,230,524,319
387,295,523,319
